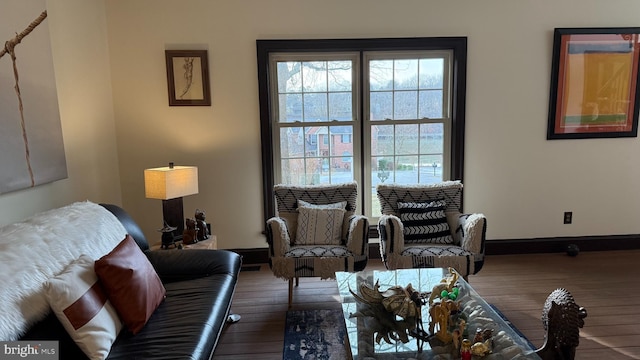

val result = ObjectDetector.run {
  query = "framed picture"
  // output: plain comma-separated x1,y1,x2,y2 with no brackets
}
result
165,50,211,106
547,28,640,139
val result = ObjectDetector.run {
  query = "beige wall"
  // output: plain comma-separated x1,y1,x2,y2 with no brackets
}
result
0,0,121,226
104,0,640,248
3,0,639,248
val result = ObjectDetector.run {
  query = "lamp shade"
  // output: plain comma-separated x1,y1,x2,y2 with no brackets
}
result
144,165,198,200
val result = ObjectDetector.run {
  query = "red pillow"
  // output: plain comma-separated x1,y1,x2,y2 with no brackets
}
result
95,234,166,334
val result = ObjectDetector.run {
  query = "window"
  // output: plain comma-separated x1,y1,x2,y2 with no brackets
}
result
258,38,467,223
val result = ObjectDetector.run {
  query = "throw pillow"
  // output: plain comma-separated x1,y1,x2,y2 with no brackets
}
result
45,255,122,360
297,199,347,210
295,206,345,245
398,200,454,244
95,235,166,335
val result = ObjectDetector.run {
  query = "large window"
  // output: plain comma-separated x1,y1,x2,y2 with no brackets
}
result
258,38,467,224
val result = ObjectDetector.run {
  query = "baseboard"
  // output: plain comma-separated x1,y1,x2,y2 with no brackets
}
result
485,234,640,255
232,234,640,265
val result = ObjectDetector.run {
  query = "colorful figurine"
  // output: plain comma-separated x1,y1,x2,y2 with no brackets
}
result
460,339,472,360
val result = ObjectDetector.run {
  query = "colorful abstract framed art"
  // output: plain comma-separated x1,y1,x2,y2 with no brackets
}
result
547,28,640,139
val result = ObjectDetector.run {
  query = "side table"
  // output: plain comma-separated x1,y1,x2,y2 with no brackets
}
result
150,235,217,251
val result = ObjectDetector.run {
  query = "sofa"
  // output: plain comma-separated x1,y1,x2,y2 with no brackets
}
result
0,201,241,360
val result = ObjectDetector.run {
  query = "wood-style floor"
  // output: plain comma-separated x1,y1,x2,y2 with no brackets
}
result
213,250,640,359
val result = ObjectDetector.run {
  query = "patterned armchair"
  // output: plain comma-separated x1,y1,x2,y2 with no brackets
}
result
376,181,486,278
266,182,369,307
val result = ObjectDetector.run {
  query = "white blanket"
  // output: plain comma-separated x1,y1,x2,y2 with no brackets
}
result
0,201,127,340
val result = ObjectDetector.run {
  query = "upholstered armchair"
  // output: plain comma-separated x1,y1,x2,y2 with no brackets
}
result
266,182,369,307
376,181,486,278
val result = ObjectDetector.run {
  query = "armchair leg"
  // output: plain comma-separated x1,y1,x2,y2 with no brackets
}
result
295,277,299,287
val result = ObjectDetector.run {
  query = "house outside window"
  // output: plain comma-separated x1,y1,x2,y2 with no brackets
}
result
257,38,467,223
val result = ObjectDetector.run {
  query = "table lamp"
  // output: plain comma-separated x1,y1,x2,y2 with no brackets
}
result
144,163,198,245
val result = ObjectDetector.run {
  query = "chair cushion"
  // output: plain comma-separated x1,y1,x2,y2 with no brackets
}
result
45,255,122,360
295,206,345,246
398,200,454,244
95,235,166,335
285,245,353,258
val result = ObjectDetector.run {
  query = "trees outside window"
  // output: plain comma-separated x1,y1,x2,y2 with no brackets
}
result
257,38,467,222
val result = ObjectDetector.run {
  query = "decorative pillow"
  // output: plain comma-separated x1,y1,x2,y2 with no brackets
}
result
295,206,346,245
398,200,454,244
95,235,166,335
45,255,122,360
297,199,347,210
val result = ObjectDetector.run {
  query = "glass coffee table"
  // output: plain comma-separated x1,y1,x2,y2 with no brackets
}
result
335,268,541,359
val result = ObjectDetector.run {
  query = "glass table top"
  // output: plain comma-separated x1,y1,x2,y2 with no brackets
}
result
335,268,541,359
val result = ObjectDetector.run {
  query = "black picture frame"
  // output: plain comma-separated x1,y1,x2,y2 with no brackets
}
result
165,50,211,106
547,28,640,139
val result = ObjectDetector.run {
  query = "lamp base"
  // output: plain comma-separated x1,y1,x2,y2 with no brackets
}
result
162,197,185,238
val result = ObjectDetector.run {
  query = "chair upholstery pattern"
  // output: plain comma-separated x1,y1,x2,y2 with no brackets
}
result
376,181,486,278
266,182,369,281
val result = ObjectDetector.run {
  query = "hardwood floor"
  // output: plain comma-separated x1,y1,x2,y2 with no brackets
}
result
213,250,640,359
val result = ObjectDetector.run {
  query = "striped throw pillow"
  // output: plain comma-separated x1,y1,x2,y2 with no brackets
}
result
398,200,454,244
45,255,122,360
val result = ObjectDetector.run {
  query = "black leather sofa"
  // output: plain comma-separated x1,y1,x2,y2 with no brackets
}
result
20,203,242,360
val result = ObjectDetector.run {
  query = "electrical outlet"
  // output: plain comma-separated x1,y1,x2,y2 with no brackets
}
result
564,211,572,224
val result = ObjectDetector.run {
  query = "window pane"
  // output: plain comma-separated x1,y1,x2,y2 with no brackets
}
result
370,60,393,91
394,59,418,90
419,90,443,119
302,61,327,92
420,155,443,183
279,94,302,123
372,125,394,156
419,123,444,154
395,124,419,155
281,158,306,185
370,92,392,120
329,92,352,121
328,61,352,92
394,91,418,120
280,127,305,158
303,93,328,122
395,155,419,183
419,58,444,89
277,61,302,93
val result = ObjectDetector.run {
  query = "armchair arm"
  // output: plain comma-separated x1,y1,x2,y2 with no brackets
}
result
451,213,486,255
378,214,405,260
345,214,369,256
145,249,242,283
266,217,291,257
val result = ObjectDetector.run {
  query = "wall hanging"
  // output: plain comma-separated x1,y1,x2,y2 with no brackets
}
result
165,50,211,106
547,27,640,139
0,2,68,194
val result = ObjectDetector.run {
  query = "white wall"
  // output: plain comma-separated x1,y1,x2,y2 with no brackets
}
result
102,0,640,249
0,0,122,226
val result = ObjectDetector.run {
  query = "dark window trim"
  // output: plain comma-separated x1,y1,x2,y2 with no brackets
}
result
257,37,467,224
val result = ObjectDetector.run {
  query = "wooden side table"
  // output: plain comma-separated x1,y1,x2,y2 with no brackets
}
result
151,235,217,251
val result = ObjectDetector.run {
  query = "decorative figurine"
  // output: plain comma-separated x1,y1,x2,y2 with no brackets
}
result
195,209,210,241
536,288,587,360
428,298,460,343
428,267,459,304
158,222,177,249
460,339,472,360
348,280,427,346
183,218,198,245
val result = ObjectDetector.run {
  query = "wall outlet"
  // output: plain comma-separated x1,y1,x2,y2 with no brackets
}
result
564,211,572,224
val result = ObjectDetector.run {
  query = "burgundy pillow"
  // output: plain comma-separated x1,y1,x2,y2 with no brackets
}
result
95,234,166,334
